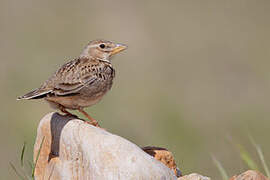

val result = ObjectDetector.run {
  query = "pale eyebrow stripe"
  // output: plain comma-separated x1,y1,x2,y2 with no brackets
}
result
88,44,100,48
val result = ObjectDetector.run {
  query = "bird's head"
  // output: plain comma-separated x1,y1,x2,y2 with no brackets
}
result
80,40,127,61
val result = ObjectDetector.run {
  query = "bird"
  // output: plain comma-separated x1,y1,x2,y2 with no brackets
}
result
17,40,127,127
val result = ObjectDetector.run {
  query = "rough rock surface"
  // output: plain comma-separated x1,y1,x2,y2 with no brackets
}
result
33,112,177,180
178,173,211,180
229,170,269,180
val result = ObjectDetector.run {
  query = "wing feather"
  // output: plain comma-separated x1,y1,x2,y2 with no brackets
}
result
44,58,104,96
18,58,110,100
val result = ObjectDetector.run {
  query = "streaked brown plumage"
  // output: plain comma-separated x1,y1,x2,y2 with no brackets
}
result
17,40,127,126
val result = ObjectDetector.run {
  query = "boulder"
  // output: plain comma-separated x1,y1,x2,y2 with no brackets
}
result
33,112,177,180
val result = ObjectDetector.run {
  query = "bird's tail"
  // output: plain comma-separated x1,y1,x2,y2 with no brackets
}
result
17,88,52,100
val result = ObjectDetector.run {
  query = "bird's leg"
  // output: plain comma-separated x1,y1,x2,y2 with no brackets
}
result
78,108,100,127
59,105,77,118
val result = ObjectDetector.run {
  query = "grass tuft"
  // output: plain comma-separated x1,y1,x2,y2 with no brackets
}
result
211,155,229,180
32,136,45,178
20,142,26,167
236,143,259,170
10,137,45,180
250,136,270,178
227,136,260,171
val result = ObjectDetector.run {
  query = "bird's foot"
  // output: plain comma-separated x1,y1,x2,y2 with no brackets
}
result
78,108,101,128
84,120,100,127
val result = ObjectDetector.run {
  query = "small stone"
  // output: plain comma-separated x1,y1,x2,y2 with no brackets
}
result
229,170,269,180
142,146,182,177
178,173,211,180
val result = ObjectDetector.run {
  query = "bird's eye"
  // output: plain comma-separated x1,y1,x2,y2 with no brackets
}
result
99,44,105,49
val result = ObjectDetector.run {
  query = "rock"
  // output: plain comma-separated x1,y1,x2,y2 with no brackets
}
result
229,170,269,180
142,146,182,177
178,173,211,180
33,112,177,180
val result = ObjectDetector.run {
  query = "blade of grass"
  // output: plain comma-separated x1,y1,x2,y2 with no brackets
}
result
226,135,259,170
256,146,270,177
236,143,259,170
32,136,45,178
10,162,26,180
21,142,26,167
211,155,228,180
250,136,270,177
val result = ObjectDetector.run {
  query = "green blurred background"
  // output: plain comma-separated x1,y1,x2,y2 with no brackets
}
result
1,0,270,179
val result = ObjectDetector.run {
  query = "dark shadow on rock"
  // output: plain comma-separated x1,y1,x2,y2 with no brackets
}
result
142,146,168,157
49,113,80,162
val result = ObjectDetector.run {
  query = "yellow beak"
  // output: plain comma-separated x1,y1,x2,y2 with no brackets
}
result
111,44,127,56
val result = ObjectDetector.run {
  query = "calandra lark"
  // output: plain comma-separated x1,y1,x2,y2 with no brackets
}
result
18,40,127,127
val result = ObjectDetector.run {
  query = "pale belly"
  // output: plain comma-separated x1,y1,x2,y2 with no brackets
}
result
45,92,105,110
45,79,113,110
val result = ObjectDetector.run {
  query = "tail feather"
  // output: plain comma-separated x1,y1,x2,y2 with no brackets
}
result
17,88,52,100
